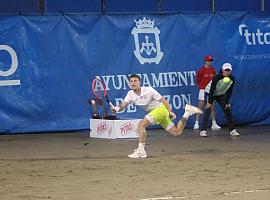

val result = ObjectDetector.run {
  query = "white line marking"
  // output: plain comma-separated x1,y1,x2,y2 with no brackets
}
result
140,198,173,200
0,80,20,86
139,189,270,200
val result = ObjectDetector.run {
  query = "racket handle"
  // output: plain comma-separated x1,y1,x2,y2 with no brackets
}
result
110,103,120,112
109,102,114,108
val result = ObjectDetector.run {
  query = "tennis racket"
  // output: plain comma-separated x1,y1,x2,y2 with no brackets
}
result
91,77,114,108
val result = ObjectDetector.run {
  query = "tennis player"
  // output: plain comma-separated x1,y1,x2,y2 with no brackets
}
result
110,74,202,158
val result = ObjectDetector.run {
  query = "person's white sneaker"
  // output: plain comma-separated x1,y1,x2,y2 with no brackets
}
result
128,149,147,158
200,130,208,137
193,122,199,130
211,122,221,130
185,104,203,115
230,129,240,136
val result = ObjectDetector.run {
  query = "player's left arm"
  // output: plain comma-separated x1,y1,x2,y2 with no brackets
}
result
159,97,176,120
225,76,235,105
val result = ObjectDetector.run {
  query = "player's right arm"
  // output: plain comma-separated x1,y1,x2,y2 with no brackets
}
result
110,101,129,112
110,91,131,112
224,75,235,104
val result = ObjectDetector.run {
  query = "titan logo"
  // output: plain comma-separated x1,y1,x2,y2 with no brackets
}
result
239,24,270,45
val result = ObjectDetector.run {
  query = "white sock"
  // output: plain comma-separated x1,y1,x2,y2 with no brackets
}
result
138,143,145,151
212,120,217,124
183,111,190,119
195,120,199,124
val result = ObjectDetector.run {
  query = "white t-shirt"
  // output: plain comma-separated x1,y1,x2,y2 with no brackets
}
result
124,87,162,112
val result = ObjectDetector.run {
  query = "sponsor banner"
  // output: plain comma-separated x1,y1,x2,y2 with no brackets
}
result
90,119,116,139
90,119,139,139
114,119,140,139
0,13,270,133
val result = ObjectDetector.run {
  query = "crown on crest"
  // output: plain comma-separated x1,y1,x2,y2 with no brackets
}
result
134,17,155,29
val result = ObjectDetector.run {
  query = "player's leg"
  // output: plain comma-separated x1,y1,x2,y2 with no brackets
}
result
216,97,240,136
167,117,187,136
200,100,213,137
168,104,202,136
129,105,169,158
194,89,205,130
210,103,221,130
137,118,151,144
128,118,151,158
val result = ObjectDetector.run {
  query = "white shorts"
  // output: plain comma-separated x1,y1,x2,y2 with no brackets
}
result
198,89,206,100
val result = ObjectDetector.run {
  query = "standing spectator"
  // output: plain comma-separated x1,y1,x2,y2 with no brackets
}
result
200,63,240,137
194,55,221,132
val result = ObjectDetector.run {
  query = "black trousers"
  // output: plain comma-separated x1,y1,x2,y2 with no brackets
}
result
201,95,234,131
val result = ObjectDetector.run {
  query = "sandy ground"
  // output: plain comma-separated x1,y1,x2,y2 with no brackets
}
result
0,126,270,200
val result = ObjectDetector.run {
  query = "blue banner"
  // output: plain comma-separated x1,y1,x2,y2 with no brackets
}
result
0,13,270,134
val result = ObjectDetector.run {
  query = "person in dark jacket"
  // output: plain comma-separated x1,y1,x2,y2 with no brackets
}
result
200,63,240,137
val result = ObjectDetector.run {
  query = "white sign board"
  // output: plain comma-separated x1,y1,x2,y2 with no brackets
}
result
90,118,140,139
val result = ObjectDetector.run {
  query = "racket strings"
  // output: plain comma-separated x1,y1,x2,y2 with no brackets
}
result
92,79,106,100
95,88,105,99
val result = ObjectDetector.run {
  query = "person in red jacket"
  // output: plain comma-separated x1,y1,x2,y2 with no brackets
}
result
193,55,221,133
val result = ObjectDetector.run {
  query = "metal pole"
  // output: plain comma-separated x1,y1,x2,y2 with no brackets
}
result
211,0,215,13
100,0,105,14
158,0,162,13
39,0,45,14
261,0,265,11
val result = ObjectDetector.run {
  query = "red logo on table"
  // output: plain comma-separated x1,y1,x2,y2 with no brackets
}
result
97,122,112,135
120,122,135,136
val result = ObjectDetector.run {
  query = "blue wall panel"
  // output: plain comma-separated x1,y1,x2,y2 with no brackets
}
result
45,0,101,13
0,0,266,14
104,0,158,13
264,0,270,11
0,0,40,13
162,0,212,12
1,13,270,133
215,0,261,11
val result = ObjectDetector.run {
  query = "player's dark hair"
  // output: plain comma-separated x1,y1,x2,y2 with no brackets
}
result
129,74,141,81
